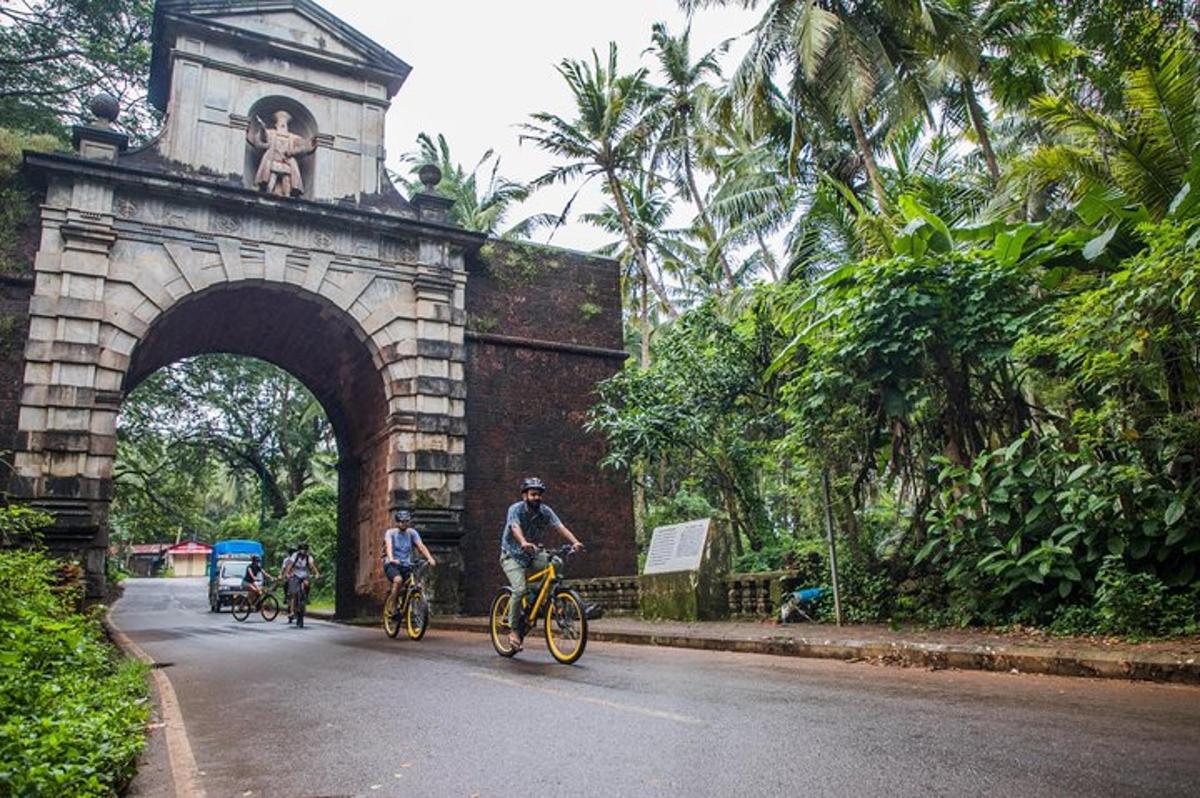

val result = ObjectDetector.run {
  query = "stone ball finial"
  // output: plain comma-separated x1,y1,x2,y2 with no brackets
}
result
418,163,442,191
89,92,120,125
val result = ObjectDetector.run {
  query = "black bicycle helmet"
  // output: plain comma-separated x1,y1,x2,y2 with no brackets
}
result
393,509,412,523
520,476,547,492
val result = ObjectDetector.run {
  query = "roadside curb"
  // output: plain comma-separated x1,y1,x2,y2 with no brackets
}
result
307,611,1199,685
102,608,207,798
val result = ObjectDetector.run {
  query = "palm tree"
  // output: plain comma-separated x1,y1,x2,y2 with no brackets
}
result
398,132,554,237
645,21,738,291
1013,30,1200,222
701,117,795,281
582,178,699,353
682,1,939,214
521,44,679,318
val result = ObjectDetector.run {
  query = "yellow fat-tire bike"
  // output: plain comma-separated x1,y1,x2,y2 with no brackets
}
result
489,545,588,664
383,560,429,641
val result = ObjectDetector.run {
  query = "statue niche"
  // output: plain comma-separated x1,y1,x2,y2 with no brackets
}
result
244,99,319,198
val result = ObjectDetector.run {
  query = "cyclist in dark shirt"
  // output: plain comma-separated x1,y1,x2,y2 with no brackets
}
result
241,555,274,603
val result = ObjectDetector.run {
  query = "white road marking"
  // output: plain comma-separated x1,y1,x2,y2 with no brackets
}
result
471,670,703,725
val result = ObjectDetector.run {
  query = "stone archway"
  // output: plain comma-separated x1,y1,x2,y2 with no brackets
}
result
8,0,635,612
123,282,389,617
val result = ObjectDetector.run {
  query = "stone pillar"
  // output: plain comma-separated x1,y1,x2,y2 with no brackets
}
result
13,96,128,595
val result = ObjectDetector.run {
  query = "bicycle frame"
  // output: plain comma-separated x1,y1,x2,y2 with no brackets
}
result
389,562,426,614
521,559,560,626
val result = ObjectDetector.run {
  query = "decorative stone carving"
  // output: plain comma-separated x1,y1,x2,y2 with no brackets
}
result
246,110,318,197
115,198,138,218
212,213,240,234
162,207,190,228
312,230,333,250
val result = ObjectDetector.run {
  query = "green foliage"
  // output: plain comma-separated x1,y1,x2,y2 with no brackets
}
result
113,354,336,546
0,0,158,140
645,487,716,536
397,132,554,237
273,485,337,601
589,300,782,553
732,536,826,584
0,502,52,546
0,544,148,796
0,127,63,275
565,1,1200,637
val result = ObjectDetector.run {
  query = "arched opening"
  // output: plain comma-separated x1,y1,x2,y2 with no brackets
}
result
114,353,339,599
243,95,319,196
122,283,389,618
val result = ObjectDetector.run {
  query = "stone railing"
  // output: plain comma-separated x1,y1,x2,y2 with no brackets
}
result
565,575,641,614
559,571,810,618
724,571,803,618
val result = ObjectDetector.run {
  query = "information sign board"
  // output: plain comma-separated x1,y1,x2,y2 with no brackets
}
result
642,518,711,574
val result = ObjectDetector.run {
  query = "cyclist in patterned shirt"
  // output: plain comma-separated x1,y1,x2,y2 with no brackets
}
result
499,477,583,651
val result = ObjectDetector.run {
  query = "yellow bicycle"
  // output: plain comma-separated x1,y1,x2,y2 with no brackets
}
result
383,560,429,641
490,545,587,664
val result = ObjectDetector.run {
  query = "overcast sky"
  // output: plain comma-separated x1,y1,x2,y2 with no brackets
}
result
319,1,758,252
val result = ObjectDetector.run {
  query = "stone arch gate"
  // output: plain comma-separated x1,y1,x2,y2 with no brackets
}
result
7,0,634,615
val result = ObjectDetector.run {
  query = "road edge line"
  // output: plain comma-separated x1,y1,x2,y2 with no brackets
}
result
419,617,1200,685
104,608,207,798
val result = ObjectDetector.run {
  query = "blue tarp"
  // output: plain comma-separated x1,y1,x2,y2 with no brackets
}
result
208,539,263,584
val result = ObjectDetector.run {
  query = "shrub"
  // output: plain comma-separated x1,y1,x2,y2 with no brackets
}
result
274,485,337,601
0,546,148,796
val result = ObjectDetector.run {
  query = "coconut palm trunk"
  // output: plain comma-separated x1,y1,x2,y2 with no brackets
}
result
683,148,736,290
963,79,1000,182
848,109,889,212
755,231,780,282
608,173,678,318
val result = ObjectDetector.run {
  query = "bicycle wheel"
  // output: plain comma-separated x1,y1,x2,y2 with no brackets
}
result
489,589,517,657
545,589,588,664
405,589,429,641
383,592,402,638
231,594,251,622
295,587,307,627
260,594,280,622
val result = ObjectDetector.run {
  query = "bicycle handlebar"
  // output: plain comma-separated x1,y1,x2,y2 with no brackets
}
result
534,543,584,559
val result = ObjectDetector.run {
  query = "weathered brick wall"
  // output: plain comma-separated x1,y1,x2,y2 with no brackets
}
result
461,241,635,614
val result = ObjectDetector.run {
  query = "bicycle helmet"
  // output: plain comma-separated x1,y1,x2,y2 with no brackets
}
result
520,477,547,493
393,509,412,523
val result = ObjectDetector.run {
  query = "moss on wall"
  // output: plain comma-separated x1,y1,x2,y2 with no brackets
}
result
478,240,567,287
0,128,61,275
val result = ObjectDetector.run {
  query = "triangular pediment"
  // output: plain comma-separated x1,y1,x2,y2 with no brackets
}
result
150,0,411,110
208,9,366,62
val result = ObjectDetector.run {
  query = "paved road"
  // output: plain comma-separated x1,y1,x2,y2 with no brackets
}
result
112,578,1200,798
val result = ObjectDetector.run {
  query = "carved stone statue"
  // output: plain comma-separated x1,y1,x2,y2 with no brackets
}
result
246,110,318,197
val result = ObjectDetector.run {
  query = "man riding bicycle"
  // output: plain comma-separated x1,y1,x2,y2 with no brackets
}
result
282,541,319,628
500,477,583,651
241,554,274,605
383,510,437,607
